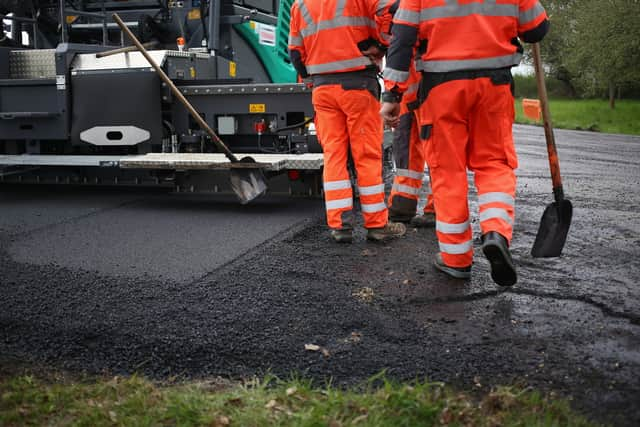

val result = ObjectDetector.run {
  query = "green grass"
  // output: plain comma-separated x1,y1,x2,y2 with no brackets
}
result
515,98,640,135
0,373,598,426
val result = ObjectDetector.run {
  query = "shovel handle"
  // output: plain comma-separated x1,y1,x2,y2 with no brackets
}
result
96,41,159,58
112,13,239,163
532,43,564,201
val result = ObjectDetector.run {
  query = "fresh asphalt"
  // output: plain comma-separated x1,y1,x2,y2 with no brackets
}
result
1,125,639,426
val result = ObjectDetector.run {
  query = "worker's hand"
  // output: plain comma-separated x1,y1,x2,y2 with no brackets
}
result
380,102,400,128
361,45,385,62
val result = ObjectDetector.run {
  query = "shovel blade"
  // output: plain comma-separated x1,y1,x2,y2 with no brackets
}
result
531,199,573,258
229,156,268,205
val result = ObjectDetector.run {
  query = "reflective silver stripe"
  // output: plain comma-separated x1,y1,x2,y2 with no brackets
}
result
439,239,473,255
300,16,376,37
335,0,347,17
306,56,373,74
478,192,515,207
380,32,391,43
376,0,391,16
361,201,387,213
288,34,303,47
417,52,523,72
382,67,410,82
519,2,545,25
420,3,517,21
358,183,385,196
326,197,353,210
324,179,352,191
436,220,470,234
406,81,420,96
394,8,420,24
396,168,423,180
479,208,513,225
297,0,314,26
392,183,420,196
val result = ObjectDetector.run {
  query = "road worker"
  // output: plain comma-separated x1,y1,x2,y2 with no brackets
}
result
381,0,549,285
288,0,406,243
387,49,436,228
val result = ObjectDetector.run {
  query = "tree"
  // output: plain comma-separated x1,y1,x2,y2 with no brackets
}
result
536,0,640,106
537,0,579,96
565,0,640,107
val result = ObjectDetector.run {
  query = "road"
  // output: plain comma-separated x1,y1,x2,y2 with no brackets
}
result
1,125,639,426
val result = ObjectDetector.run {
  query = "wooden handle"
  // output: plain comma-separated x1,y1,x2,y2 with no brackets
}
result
532,43,564,201
112,13,238,162
96,41,159,58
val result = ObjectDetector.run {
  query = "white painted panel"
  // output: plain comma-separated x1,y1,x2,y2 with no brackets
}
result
80,126,150,146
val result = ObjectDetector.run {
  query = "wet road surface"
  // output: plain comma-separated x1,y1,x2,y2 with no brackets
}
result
1,125,639,426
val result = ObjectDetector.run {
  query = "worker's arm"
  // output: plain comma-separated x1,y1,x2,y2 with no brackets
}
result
373,0,400,46
518,0,550,43
382,0,419,98
357,0,399,61
288,2,309,78
380,0,419,126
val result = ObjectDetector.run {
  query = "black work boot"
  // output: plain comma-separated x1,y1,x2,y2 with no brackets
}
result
433,253,471,280
330,228,353,243
366,221,406,242
410,212,436,228
481,231,517,286
388,196,417,223
388,208,415,223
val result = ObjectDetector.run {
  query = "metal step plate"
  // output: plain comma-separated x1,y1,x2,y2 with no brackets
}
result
119,153,324,171
0,153,324,171
9,50,57,79
0,154,123,167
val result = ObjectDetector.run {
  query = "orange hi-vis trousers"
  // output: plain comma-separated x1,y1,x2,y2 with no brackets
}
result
389,108,434,218
420,77,517,268
312,85,388,229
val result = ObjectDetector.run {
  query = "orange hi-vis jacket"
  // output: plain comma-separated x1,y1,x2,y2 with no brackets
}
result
383,0,548,93
288,0,395,76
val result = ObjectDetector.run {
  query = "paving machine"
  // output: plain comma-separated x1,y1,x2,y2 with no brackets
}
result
0,0,323,197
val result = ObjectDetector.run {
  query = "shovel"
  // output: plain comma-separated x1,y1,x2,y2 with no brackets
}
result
113,14,267,204
530,42,573,257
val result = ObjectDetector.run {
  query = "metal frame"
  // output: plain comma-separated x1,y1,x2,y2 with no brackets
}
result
0,13,39,48
59,0,109,46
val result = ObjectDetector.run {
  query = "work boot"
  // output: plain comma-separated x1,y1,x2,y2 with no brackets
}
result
366,221,406,242
388,209,415,223
481,231,517,286
330,228,353,243
433,253,471,280
410,212,436,228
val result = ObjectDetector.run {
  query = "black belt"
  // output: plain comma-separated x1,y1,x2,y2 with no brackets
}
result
418,67,513,105
311,68,380,99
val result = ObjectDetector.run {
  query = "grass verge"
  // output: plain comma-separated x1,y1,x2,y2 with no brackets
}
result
0,373,597,426
515,98,640,135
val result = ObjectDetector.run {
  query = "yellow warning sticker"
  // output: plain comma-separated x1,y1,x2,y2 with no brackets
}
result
190,67,196,78
188,9,201,20
249,104,266,113
229,61,237,77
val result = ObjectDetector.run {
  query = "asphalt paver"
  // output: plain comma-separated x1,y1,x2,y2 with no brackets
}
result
1,125,639,426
